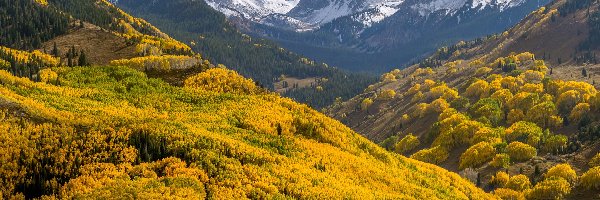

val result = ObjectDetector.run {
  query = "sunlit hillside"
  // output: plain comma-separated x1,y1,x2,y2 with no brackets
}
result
0,61,495,199
327,0,600,197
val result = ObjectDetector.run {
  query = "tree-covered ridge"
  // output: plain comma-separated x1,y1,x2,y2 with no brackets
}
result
0,0,69,50
331,52,600,199
0,64,493,199
114,0,378,108
0,46,60,80
414,0,600,68
46,0,192,56
0,0,191,57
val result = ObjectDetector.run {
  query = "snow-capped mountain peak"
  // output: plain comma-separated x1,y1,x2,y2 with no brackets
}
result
207,0,534,32
411,0,526,17
205,0,300,21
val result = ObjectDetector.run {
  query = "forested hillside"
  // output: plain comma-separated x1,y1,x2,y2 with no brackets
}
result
0,0,500,199
115,0,377,108
0,53,497,199
328,0,600,199
418,0,600,69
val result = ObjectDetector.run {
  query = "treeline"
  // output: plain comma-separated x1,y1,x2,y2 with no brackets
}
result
115,0,377,108
0,0,69,49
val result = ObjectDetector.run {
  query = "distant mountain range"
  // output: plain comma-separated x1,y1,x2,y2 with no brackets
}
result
207,0,550,72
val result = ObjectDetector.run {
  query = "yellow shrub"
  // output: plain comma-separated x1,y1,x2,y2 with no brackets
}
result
580,167,600,190
507,142,537,162
35,0,48,6
413,103,429,118
519,83,543,93
465,80,490,99
491,89,513,107
525,177,571,200
519,70,545,83
0,59,9,69
516,52,535,63
378,89,396,100
531,60,548,72
459,141,496,169
545,164,577,184
361,98,374,111
423,79,436,89
505,175,531,192
472,127,503,145
39,68,58,84
475,67,493,77
541,135,567,154
381,72,396,82
410,146,449,164
490,171,510,188
406,84,421,96
508,92,539,111
433,120,484,149
438,108,458,121
411,91,425,103
428,98,449,113
394,134,420,154
526,101,558,129
110,55,202,71
429,84,459,101
493,188,524,200
412,67,434,77
500,76,523,93
569,103,590,123
557,90,582,114
401,114,410,124
505,121,542,146
490,154,510,168
184,68,258,95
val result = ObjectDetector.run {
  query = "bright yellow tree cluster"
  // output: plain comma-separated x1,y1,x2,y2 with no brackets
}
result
0,46,59,67
109,55,204,71
459,141,495,169
394,134,420,154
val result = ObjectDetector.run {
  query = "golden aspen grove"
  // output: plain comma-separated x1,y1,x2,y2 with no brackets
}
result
4,0,600,199
0,63,496,199
331,51,600,199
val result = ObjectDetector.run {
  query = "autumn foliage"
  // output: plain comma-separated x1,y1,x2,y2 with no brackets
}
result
0,65,492,199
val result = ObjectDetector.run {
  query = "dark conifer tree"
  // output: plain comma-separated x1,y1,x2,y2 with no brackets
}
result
78,50,88,66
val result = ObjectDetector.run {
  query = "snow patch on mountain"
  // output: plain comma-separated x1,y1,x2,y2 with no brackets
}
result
207,0,529,32
411,0,526,16
205,0,300,20
351,1,404,27
472,0,527,11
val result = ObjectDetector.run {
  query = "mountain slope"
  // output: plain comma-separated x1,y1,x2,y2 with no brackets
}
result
209,0,549,72
0,58,495,199
115,0,378,108
330,0,600,145
327,0,600,198
0,1,497,199
429,0,599,66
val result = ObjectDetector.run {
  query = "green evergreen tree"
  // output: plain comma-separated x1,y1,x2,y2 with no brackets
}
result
78,50,88,66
